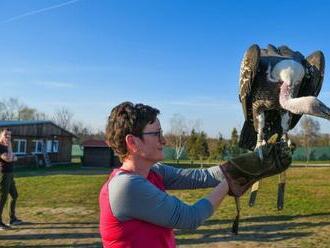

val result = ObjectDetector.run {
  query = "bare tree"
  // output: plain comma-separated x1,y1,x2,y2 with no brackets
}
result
0,98,24,120
53,107,74,130
18,107,36,120
34,111,48,121
300,116,320,162
71,121,91,143
166,114,203,160
168,114,188,160
0,98,47,120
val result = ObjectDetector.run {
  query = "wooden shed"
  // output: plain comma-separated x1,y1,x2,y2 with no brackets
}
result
82,140,120,168
0,120,75,167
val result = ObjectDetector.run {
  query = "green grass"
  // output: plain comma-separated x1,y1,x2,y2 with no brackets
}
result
0,166,330,247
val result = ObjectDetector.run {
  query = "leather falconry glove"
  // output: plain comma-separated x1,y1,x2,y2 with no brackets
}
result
220,135,293,197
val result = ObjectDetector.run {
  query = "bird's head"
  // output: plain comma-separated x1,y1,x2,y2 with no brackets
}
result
271,59,305,97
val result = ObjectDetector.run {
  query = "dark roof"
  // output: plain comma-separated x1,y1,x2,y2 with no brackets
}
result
0,120,76,137
82,139,108,148
0,120,51,126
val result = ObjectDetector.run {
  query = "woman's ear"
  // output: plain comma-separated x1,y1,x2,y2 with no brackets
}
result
125,134,139,153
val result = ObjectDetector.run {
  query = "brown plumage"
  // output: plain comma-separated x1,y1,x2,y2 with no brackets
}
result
238,44,326,150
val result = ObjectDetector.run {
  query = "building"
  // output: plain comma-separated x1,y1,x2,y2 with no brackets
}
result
0,120,76,167
82,139,120,168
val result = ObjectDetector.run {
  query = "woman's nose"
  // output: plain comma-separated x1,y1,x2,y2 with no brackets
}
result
160,135,166,145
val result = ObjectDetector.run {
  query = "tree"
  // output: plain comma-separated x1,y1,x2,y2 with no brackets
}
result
186,129,198,160
231,128,239,146
300,116,320,162
0,98,24,120
196,131,209,160
186,129,209,160
209,133,226,160
71,121,91,144
18,107,47,120
53,107,74,130
229,128,240,156
168,114,189,160
0,98,47,120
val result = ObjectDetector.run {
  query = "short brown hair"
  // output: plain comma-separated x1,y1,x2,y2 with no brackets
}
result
0,128,10,133
106,102,160,161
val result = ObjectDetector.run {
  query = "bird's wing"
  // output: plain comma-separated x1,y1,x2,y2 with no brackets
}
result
304,51,325,96
290,51,325,128
278,45,296,57
278,45,305,62
239,44,260,120
265,44,279,55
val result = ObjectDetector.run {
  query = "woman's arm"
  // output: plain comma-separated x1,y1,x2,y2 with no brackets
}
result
152,163,225,190
0,147,17,163
0,132,17,162
205,179,229,209
109,173,216,229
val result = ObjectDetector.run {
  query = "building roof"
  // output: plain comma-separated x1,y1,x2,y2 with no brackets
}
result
0,120,76,137
82,139,108,148
0,120,51,126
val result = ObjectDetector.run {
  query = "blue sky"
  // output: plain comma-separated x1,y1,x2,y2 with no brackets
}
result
1,0,330,138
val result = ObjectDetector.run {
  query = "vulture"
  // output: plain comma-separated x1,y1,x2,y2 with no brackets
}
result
238,44,329,209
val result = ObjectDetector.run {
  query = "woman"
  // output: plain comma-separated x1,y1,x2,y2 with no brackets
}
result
99,102,292,247
0,129,21,230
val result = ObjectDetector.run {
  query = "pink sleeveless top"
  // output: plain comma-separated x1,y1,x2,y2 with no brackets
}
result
99,168,176,248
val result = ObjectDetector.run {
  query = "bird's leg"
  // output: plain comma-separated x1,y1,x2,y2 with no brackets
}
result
256,112,266,149
277,112,291,210
280,112,292,146
249,112,265,207
248,180,260,207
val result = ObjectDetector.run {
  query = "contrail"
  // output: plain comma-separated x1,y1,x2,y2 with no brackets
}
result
1,0,81,24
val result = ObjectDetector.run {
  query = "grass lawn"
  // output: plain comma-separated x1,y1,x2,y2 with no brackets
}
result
0,166,330,247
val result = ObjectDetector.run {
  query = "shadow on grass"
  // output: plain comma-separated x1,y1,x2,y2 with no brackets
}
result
1,214,329,246
0,232,100,240
176,212,330,244
14,221,99,230
15,168,111,178
0,221,101,246
3,243,101,248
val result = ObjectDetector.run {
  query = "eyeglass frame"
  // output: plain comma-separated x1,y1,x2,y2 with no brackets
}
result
142,129,164,140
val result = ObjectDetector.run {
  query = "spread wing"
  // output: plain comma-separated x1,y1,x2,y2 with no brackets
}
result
290,51,325,128
239,44,260,120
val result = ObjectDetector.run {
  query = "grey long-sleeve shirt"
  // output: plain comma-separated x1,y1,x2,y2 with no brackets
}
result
108,163,226,229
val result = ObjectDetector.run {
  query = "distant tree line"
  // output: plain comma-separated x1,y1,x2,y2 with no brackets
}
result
165,114,330,162
2,99,329,160
0,98,104,144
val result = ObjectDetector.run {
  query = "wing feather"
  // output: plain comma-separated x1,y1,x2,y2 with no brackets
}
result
266,44,279,55
278,45,305,62
290,51,325,128
239,44,260,120
278,45,295,57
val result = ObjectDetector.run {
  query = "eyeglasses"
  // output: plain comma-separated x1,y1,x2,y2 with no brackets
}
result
142,129,163,140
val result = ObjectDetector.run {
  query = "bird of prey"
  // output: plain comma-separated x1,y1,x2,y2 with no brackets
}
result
238,44,329,209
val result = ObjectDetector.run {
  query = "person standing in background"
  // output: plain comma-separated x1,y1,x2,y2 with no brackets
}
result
0,128,22,230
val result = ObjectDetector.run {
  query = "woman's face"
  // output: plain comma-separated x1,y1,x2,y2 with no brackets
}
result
137,118,166,163
0,130,11,144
